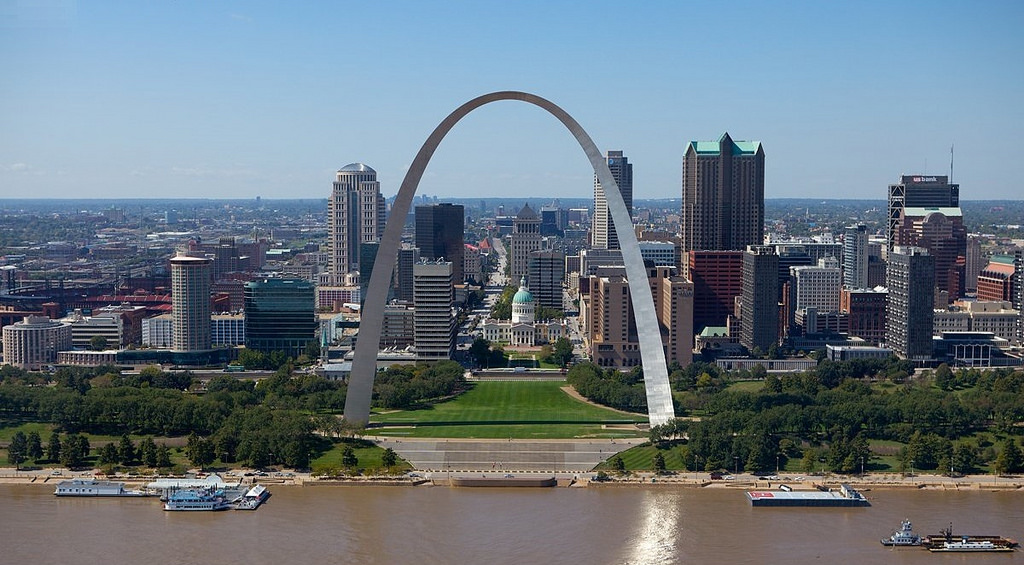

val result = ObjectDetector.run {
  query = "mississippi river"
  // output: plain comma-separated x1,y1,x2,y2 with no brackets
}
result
2,484,1020,564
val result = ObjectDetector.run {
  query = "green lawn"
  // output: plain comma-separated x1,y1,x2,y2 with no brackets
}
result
310,439,411,475
369,381,646,439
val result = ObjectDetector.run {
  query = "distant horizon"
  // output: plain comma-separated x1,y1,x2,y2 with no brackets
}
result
2,196,1024,204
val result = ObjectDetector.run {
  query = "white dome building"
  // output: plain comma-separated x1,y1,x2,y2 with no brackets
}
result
481,277,566,348
511,277,535,324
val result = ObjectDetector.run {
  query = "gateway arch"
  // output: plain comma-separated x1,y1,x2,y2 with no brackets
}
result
343,91,675,427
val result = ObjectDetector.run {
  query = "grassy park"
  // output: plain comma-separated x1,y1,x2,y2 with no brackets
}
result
369,380,646,439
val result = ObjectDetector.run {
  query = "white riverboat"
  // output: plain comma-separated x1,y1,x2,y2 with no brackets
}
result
163,488,231,511
880,519,921,546
54,478,149,497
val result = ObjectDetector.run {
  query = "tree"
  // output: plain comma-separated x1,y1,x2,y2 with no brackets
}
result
7,431,27,469
611,456,625,472
341,446,358,469
155,443,172,469
934,363,954,391
995,438,1022,475
185,433,216,469
89,335,109,351
652,452,666,473
26,431,43,461
469,336,491,368
46,432,61,462
117,434,136,466
139,437,158,468
382,447,398,469
98,443,119,466
551,337,574,368
60,433,86,468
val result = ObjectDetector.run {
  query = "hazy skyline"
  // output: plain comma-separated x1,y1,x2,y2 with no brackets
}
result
3,1,1022,201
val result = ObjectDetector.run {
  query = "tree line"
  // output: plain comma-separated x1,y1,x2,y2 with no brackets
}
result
570,358,1024,475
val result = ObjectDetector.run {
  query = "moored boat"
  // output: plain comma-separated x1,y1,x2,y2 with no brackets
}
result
234,484,271,510
54,478,150,497
163,488,231,511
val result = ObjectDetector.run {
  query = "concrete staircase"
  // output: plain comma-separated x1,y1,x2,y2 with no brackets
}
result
374,438,644,472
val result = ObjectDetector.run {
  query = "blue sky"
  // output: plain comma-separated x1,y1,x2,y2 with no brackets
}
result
2,1,1022,201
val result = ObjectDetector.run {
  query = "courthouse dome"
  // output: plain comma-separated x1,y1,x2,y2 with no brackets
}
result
338,163,376,173
512,277,534,304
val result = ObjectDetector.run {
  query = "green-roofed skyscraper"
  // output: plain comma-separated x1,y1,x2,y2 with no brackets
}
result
681,132,765,261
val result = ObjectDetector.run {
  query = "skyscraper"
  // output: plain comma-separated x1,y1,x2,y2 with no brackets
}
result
327,163,386,283
243,277,316,357
415,203,464,284
171,253,211,352
740,245,779,353
510,203,541,284
527,250,565,311
394,245,420,303
843,224,869,289
886,246,935,360
413,260,456,361
681,133,765,255
887,174,959,251
592,150,632,250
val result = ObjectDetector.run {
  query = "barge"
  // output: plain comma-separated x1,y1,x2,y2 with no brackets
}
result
449,474,556,487
922,523,1017,552
746,484,869,507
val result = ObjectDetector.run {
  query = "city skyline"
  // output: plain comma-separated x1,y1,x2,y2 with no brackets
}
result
3,2,1023,201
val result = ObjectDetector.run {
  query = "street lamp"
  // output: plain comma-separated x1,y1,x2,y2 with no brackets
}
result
860,456,864,476
776,454,780,475
734,456,739,475
910,459,915,477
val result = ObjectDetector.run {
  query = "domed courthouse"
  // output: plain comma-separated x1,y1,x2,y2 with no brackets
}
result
481,277,566,347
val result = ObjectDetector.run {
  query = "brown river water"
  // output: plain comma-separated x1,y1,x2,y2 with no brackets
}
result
2,484,1020,565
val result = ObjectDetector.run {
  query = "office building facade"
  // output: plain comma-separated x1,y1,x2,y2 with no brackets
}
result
527,250,565,311
886,246,935,360
171,254,211,352
2,315,72,370
887,174,959,251
244,278,316,357
687,250,744,334
510,204,542,284
681,133,764,254
413,261,456,361
843,224,869,289
592,150,632,250
327,163,386,282
740,245,779,352
416,203,465,284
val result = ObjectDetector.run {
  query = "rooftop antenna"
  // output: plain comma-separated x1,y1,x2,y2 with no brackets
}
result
949,143,954,182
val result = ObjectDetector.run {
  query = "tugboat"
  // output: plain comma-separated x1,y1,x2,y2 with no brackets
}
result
881,519,921,546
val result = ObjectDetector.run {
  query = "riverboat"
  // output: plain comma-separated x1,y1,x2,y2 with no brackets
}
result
880,519,921,546
163,488,231,511
54,478,149,497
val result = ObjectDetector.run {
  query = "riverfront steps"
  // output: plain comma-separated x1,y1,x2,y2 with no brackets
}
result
374,438,645,472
